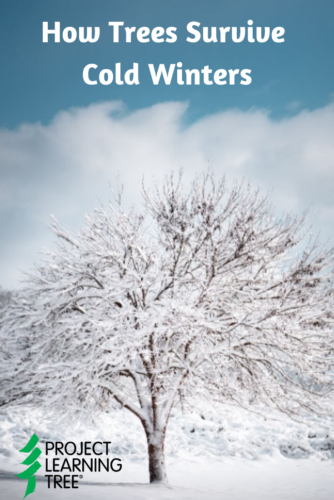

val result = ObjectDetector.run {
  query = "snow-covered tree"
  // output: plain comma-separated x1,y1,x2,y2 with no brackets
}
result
1,172,334,482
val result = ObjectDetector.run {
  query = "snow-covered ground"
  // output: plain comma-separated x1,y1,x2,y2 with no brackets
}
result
1,458,334,500
1,403,333,499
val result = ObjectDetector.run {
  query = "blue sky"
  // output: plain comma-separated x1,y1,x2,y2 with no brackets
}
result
1,1,334,288
1,0,334,127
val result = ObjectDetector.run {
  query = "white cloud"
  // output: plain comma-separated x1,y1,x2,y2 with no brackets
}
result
1,100,334,288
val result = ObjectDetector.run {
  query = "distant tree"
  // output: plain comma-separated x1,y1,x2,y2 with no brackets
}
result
1,172,334,482
0,289,12,310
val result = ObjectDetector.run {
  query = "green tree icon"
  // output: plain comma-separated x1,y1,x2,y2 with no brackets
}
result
17,433,42,498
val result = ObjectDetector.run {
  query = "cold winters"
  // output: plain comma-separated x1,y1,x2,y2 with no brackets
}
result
82,62,252,85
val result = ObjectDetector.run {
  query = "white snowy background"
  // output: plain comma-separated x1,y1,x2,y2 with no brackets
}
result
1,401,333,499
1,101,334,498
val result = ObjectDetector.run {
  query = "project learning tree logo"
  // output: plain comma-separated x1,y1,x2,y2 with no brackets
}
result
17,433,41,498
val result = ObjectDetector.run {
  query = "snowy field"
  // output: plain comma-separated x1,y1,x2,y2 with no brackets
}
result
1,459,334,500
1,404,333,499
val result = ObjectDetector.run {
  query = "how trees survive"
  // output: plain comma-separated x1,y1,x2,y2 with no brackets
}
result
1,172,334,482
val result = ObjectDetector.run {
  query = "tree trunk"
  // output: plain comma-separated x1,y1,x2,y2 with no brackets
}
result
146,429,167,483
